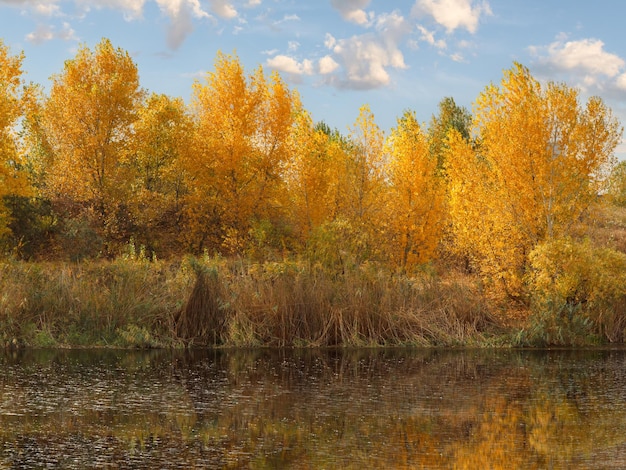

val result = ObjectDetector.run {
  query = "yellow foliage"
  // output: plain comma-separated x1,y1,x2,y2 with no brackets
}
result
0,40,31,237
527,237,626,307
185,52,300,253
384,110,443,270
127,93,192,251
446,63,622,295
41,38,143,211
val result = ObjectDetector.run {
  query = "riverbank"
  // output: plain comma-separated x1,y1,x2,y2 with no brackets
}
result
1,253,618,349
1,255,516,349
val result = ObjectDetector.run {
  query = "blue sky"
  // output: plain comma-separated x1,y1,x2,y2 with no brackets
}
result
2,0,626,157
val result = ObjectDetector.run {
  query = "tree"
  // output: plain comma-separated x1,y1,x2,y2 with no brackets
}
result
0,40,31,242
285,115,351,243
384,110,443,271
128,93,193,254
40,38,143,246
428,97,472,173
185,52,300,254
347,104,386,224
446,63,622,295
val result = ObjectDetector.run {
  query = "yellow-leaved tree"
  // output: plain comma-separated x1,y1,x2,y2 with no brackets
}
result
321,104,387,264
384,110,443,271
185,52,300,254
446,63,622,295
285,114,354,241
40,38,143,250
0,40,31,240
128,93,193,254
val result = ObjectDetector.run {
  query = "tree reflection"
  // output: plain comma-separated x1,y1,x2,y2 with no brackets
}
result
1,349,626,468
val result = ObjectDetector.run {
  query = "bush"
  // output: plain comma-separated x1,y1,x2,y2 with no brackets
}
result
524,237,626,344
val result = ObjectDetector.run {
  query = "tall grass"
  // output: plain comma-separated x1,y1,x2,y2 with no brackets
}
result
0,256,501,348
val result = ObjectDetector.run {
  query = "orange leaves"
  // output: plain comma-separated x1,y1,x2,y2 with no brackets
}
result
446,63,622,295
385,110,443,270
42,38,142,206
185,52,301,253
0,41,31,237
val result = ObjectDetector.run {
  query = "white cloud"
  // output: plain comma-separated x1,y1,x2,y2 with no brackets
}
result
154,0,211,49
287,40,299,52
449,52,464,62
77,0,146,20
324,33,336,49
321,11,410,90
616,73,626,91
318,55,339,74
529,37,626,94
417,25,446,49
330,0,372,26
0,0,62,15
412,0,491,34
207,0,236,18
530,38,624,79
267,54,313,78
25,21,77,43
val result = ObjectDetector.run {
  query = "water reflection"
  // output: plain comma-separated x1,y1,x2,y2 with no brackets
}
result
2,347,626,468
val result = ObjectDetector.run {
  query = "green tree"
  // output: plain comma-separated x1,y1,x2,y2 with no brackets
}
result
428,97,472,173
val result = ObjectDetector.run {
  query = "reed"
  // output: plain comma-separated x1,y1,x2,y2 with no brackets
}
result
0,257,501,348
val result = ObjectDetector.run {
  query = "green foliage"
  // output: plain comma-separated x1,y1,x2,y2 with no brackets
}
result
2,195,56,259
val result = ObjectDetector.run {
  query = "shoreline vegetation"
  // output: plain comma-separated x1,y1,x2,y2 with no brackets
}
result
1,208,625,349
1,255,503,349
1,38,626,349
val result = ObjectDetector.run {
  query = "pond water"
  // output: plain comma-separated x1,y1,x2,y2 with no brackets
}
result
2,347,626,469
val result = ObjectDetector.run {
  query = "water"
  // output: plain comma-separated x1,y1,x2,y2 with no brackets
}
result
2,347,626,469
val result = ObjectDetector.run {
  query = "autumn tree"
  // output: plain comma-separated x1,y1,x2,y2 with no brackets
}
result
285,115,350,242
0,40,31,242
39,38,143,252
185,51,300,254
446,63,622,295
128,93,193,254
384,110,443,271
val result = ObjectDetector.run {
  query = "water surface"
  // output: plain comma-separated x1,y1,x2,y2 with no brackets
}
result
2,347,626,468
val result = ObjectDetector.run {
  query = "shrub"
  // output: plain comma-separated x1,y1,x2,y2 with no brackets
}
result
524,237,626,344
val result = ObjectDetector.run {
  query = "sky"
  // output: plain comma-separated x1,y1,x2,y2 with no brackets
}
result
2,0,626,157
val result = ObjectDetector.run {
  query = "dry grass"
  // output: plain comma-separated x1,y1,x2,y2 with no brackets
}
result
0,257,503,348
588,203,626,253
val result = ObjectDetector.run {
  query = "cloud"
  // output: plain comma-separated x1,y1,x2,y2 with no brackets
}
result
318,55,339,74
266,54,313,82
25,21,78,43
417,25,446,49
323,11,410,90
4,0,240,49
207,0,236,18
154,0,211,49
529,37,626,91
412,0,492,34
0,0,62,15
330,0,372,25
76,0,146,20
